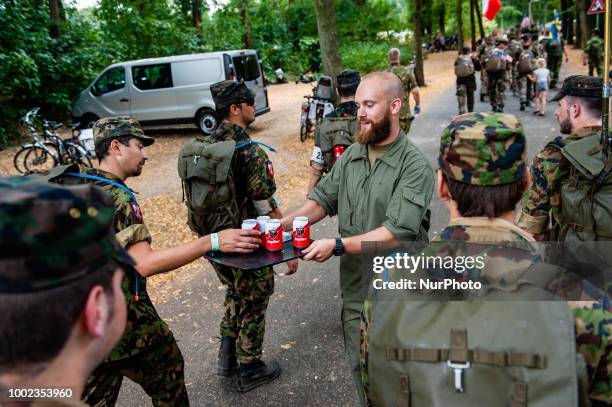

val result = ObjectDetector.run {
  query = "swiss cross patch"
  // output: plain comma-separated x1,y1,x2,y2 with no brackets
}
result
267,161,274,178
131,202,143,222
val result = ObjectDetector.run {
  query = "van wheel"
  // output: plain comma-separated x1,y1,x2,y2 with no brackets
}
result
196,109,218,135
81,114,99,129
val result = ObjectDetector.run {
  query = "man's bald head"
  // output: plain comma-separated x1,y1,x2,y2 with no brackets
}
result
360,71,404,101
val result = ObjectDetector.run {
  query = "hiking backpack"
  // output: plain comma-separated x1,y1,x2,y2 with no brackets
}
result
556,134,612,241
485,50,507,72
362,244,590,407
518,50,535,75
316,116,359,170
178,137,242,236
454,55,475,78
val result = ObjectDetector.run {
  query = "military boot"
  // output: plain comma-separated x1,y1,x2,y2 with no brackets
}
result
236,360,281,392
217,336,237,377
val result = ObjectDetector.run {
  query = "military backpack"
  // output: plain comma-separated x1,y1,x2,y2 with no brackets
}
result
316,115,358,171
177,137,242,236
454,55,475,78
362,246,589,407
554,134,612,241
518,50,535,75
485,50,507,73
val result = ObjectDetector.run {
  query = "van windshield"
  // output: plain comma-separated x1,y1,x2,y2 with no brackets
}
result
232,54,260,82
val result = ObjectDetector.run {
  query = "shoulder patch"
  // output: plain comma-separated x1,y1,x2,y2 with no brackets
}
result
267,161,275,178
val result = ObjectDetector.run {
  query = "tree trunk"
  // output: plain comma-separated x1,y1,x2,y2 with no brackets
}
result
576,0,588,48
314,0,343,89
469,0,476,50
192,0,202,28
414,0,425,86
561,0,571,43
241,0,253,48
456,0,464,50
48,0,61,38
438,3,445,35
474,0,485,40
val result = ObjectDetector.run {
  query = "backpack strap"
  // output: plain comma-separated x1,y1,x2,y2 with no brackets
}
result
235,140,277,153
65,172,137,203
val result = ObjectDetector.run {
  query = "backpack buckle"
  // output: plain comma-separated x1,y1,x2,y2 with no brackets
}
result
447,361,471,393
193,155,200,165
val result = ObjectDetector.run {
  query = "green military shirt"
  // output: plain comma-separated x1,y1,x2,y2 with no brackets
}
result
386,65,419,121
517,126,601,236
308,130,434,302
79,167,169,362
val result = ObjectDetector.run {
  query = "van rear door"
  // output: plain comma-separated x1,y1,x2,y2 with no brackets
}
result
231,52,269,115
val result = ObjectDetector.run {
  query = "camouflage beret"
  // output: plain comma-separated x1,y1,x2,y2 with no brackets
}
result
337,69,361,89
438,112,527,186
210,80,254,109
92,116,155,147
551,75,603,101
0,180,135,293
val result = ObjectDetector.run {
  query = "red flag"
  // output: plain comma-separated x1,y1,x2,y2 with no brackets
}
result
483,0,502,20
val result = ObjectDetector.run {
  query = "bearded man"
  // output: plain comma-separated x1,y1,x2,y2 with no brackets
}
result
281,71,434,406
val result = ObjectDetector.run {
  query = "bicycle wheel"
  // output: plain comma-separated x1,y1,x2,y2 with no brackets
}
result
13,147,31,174
23,145,59,172
65,142,93,168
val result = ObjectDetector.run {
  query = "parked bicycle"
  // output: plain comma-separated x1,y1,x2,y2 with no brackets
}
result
299,76,335,142
14,108,94,174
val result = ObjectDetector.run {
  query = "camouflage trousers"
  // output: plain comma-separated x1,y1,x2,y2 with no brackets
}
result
488,74,506,110
547,55,562,87
456,84,475,115
213,263,274,363
571,301,612,404
82,321,188,407
399,116,413,134
589,62,604,78
480,70,488,96
518,75,533,104
511,63,519,95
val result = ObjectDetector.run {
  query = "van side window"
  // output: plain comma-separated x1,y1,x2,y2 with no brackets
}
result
132,63,173,90
232,55,260,82
92,67,125,96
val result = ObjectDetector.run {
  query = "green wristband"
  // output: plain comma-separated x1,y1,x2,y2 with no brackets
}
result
211,233,220,251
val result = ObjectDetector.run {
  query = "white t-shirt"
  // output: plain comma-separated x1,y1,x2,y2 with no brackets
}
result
533,68,550,83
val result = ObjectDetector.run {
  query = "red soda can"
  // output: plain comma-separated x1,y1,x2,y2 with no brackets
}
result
332,144,347,162
256,216,270,246
292,216,310,249
241,219,259,231
265,219,283,252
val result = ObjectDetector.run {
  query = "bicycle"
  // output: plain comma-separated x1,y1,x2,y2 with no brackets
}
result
299,79,334,142
14,109,93,173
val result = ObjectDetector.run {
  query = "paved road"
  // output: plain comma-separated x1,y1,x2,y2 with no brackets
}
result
119,64,573,406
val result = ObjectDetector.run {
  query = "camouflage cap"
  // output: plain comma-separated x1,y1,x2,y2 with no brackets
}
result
92,116,155,147
551,75,603,101
0,180,135,293
438,112,527,186
210,80,254,109
337,69,361,90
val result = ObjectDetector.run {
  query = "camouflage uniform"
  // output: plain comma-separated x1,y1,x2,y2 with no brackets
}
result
0,180,136,407
509,39,523,95
455,55,477,114
63,118,189,407
479,40,495,100
486,46,511,112
546,37,564,88
585,36,604,77
387,64,419,133
80,166,189,407
326,100,358,118
204,121,277,364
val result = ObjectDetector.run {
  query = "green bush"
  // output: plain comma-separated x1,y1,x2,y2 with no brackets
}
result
341,42,414,75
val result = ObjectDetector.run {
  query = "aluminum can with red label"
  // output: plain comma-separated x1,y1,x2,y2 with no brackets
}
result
241,219,259,231
292,216,310,249
256,216,270,246
265,219,283,252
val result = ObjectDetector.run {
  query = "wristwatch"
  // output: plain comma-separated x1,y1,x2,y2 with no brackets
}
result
333,237,345,256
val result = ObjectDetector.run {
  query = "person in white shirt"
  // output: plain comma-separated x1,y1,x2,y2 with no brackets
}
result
531,58,551,116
